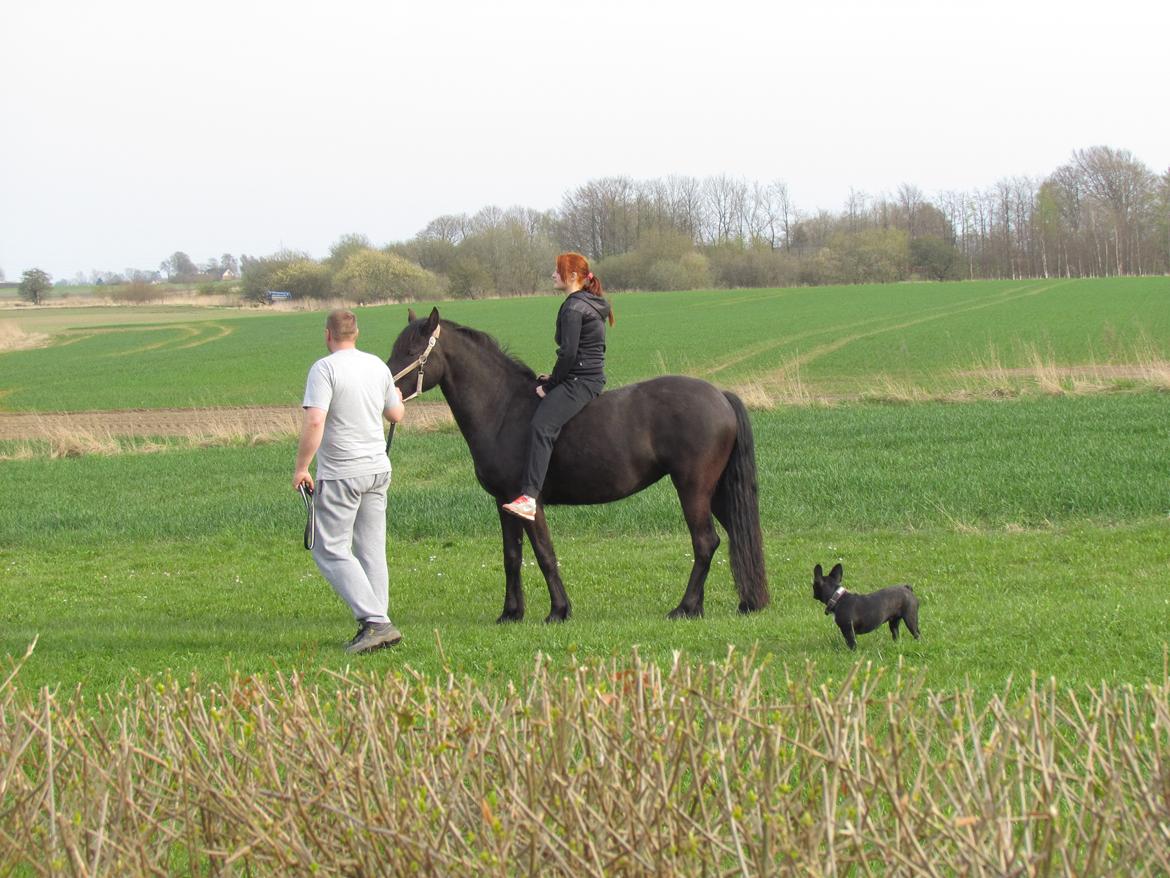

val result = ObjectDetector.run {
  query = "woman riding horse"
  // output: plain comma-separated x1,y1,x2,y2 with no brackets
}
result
502,252,615,522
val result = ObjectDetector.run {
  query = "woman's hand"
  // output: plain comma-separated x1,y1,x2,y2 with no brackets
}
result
535,385,546,398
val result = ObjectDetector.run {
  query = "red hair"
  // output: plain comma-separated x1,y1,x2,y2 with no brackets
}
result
556,252,615,326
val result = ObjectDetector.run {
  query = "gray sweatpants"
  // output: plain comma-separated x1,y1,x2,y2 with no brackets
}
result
311,472,392,624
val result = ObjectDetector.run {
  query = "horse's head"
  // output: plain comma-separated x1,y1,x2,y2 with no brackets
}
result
388,306,445,400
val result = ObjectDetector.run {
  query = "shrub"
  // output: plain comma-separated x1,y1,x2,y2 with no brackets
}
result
241,251,314,303
333,249,444,304
647,251,712,291
910,235,963,281
108,281,157,304
706,243,799,288
274,259,333,300
595,251,643,290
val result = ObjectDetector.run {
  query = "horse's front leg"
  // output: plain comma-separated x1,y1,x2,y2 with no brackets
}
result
522,504,571,623
496,505,526,623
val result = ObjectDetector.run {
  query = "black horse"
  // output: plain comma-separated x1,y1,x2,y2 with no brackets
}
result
388,307,769,622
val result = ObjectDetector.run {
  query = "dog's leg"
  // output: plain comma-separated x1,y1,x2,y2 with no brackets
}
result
905,603,921,640
889,618,901,641
840,622,857,650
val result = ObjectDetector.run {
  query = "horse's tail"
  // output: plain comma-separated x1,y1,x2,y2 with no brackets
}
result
713,392,770,613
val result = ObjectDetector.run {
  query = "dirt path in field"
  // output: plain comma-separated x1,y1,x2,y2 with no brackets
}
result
0,402,454,441
956,364,1158,380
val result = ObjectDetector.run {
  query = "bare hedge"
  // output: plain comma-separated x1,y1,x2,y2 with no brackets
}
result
2,642,1168,875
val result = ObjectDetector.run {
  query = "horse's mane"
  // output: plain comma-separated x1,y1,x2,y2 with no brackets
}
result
447,320,537,380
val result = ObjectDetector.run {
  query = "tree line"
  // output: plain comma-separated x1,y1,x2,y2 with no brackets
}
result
10,145,1165,305
357,144,1167,299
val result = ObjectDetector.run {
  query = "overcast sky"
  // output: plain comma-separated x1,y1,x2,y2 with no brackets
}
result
3,0,1167,281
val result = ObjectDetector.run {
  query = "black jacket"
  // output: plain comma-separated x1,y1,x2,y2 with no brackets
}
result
545,290,611,389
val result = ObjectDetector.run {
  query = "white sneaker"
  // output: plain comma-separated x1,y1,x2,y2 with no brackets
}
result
502,494,537,521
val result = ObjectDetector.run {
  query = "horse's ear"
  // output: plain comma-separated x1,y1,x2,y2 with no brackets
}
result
813,564,823,581
425,307,440,333
829,563,843,581
407,308,417,323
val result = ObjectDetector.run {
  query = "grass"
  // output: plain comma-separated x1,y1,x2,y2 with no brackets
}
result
2,394,1167,695
4,524,1167,696
1,277,1169,410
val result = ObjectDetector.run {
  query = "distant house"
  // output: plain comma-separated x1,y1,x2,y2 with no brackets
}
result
221,269,238,281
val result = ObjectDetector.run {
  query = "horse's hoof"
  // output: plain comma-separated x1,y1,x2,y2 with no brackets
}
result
737,600,764,614
543,607,570,624
667,605,703,620
496,610,524,624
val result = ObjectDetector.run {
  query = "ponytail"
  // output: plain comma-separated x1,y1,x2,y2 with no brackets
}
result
582,271,616,325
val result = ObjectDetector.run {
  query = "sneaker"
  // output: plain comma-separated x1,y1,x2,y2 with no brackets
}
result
345,621,403,654
501,494,537,521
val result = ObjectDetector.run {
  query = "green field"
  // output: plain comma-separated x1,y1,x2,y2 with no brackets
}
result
2,277,1169,696
3,277,1169,411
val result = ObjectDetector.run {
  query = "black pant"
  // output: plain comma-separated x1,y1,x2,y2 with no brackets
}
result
520,378,602,497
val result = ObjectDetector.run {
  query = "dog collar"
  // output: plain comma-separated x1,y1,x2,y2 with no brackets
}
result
825,586,847,614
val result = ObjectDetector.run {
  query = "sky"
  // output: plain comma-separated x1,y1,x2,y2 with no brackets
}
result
3,0,1168,281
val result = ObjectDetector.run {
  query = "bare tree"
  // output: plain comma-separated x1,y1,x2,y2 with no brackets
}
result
845,188,868,234
420,214,470,245
896,183,925,237
1073,146,1156,275
703,175,748,244
772,182,796,251
664,175,705,242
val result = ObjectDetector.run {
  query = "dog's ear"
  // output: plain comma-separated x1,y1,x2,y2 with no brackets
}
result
813,563,823,582
829,563,843,582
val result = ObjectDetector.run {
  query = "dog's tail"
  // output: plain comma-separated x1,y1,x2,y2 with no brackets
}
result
712,392,769,614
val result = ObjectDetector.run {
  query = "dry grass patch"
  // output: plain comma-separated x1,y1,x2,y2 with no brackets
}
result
732,364,810,409
5,422,124,459
0,321,50,353
959,341,1170,398
3,644,1169,876
1133,338,1170,390
188,411,302,448
0,404,455,457
859,374,932,405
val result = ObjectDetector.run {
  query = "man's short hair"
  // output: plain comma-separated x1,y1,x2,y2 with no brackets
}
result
326,309,358,340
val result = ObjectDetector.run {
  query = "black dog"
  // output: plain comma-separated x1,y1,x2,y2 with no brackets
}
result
812,563,920,650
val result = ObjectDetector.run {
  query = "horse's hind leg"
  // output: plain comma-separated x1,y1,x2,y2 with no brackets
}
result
496,506,526,623
668,479,721,620
522,504,571,623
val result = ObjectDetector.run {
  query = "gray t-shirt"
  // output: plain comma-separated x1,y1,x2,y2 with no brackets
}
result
302,348,400,480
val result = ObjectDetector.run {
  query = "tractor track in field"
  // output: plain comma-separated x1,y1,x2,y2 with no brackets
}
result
701,281,1055,379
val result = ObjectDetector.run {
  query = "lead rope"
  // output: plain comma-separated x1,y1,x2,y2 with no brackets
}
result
298,484,315,551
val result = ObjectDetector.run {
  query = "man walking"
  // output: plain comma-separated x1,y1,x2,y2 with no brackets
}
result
294,309,406,654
